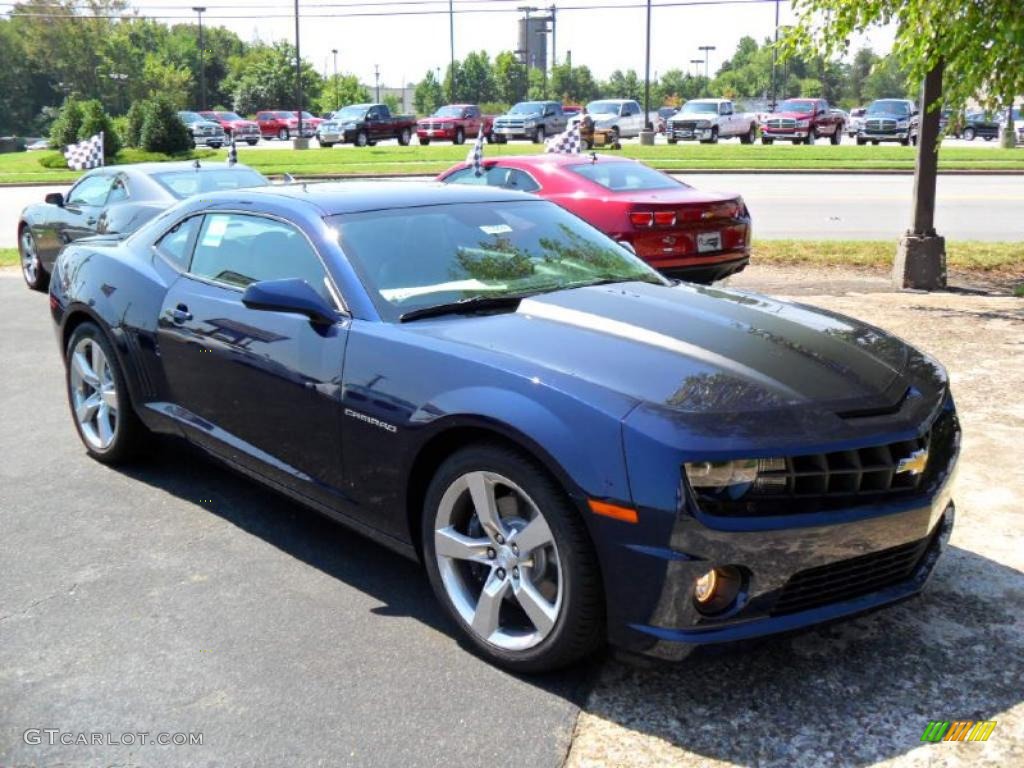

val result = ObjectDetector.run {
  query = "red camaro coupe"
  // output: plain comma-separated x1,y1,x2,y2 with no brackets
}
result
437,155,751,282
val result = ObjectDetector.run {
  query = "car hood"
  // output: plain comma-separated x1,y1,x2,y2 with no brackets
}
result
769,111,814,120
866,112,911,121
407,281,927,418
501,112,542,120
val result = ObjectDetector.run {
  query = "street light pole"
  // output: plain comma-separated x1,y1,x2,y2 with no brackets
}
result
770,0,780,110
690,59,703,80
448,0,456,102
192,7,207,110
331,48,339,110
374,64,380,103
699,45,715,80
643,0,652,129
293,0,303,141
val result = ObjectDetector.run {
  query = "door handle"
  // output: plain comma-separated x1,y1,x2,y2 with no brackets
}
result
169,304,192,324
86,217,97,226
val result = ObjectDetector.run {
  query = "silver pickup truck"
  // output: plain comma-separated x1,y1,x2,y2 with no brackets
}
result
667,99,758,144
492,101,568,144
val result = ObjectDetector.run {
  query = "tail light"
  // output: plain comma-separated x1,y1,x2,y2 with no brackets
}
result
630,211,654,228
630,211,677,228
653,211,677,226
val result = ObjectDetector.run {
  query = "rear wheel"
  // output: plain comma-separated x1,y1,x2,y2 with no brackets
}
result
740,125,756,144
19,225,48,292
454,128,465,145
65,322,146,464
422,444,604,673
398,127,412,146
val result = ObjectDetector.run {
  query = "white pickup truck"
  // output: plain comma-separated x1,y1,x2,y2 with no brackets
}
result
667,99,759,144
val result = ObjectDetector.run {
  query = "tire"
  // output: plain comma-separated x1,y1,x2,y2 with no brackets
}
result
830,128,842,145
900,136,910,146
701,127,719,145
963,127,976,141
740,125,756,144
611,126,621,141
19,224,48,292
533,126,546,144
65,322,146,465
761,137,774,145
355,130,369,147
246,139,258,146
419,137,430,146
872,140,880,145
667,137,677,145
398,128,412,146
804,129,816,145
319,141,334,148
209,142,222,149
857,137,867,145
984,136,994,142
485,132,495,144
495,135,508,144
454,128,465,145
422,443,604,673
278,127,290,141
580,138,590,150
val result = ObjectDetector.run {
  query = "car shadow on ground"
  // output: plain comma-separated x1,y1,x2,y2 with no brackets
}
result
118,437,599,703
577,543,1023,766
119,439,1021,767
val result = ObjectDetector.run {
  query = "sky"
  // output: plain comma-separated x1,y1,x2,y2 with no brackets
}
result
20,0,897,88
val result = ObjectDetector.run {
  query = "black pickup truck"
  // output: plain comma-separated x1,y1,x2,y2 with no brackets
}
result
317,103,417,147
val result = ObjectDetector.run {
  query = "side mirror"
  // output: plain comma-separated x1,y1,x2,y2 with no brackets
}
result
241,278,337,325
45,192,64,207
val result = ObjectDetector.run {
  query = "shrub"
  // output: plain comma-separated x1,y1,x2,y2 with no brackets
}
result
139,97,192,154
123,101,148,148
78,99,121,159
49,97,84,149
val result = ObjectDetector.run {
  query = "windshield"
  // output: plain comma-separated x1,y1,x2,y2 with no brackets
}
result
777,100,815,114
510,102,544,115
329,200,664,322
153,169,269,198
680,102,719,114
433,106,464,118
586,101,621,115
217,112,244,121
569,162,686,192
178,112,202,123
868,100,911,116
334,106,369,120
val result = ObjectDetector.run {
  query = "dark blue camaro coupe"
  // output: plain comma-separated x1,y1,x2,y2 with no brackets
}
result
49,181,959,672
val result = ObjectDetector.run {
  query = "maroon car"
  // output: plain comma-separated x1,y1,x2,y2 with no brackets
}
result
416,104,494,145
438,154,751,283
199,111,261,145
761,98,845,145
255,110,316,140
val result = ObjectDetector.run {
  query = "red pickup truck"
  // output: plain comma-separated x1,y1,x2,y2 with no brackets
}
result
416,104,494,145
761,98,845,145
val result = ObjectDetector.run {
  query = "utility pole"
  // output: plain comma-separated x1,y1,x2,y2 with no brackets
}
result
690,58,703,81
894,60,946,289
699,45,716,80
192,7,207,110
643,0,652,129
770,0,779,110
374,64,380,103
332,48,339,110
448,0,456,102
293,0,303,142
549,5,557,68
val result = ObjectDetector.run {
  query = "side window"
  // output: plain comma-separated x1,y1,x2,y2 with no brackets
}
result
189,213,335,305
107,175,129,204
443,167,488,186
367,108,379,120
155,215,202,270
501,169,540,193
444,166,540,193
467,107,479,118
66,175,113,207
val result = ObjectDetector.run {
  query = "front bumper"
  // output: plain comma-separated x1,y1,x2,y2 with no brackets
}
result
763,129,809,139
417,128,457,140
492,125,535,139
319,130,344,143
671,127,715,141
860,130,910,142
192,134,224,147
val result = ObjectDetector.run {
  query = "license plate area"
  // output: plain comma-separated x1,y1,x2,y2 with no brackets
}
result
697,232,722,253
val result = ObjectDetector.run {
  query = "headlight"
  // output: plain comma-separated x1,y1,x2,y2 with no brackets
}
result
897,119,909,128
685,458,787,498
442,122,453,130
695,120,710,128
796,119,810,128
344,122,356,129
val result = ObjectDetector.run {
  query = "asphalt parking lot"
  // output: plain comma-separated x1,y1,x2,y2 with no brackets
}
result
2,265,1022,767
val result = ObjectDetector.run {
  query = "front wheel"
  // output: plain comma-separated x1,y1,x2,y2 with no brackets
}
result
355,130,369,147
423,444,604,673
65,322,146,464
246,139,258,146
278,127,290,141
454,128,465,145
319,141,334,148
963,127,976,141
761,136,774,145
533,126,546,144
19,225,48,291
804,129,816,145
831,128,842,145
419,137,430,146
701,128,719,145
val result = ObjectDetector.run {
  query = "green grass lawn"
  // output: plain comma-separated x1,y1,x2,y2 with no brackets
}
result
1,247,17,267
1,142,1023,183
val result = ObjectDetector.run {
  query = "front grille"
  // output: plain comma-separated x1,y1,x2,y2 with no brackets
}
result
767,118,796,130
694,406,960,517
672,120,701,131
771,533,933,615
866,118,897,132
496,120,524,129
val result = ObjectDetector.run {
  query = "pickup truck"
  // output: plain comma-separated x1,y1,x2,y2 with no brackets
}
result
667,99,758,144
491,101,568,144
317,103,417,147
416,104,494,145
857,99,918,145
762,98,845,144
572,99,646,139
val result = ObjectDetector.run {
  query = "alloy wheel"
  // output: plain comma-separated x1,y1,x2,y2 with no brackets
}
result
20,228,39,285
69,337,119,451
434,470,563,651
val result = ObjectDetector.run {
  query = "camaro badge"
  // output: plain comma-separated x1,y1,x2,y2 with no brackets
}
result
896,448,929,475
343,408,398,433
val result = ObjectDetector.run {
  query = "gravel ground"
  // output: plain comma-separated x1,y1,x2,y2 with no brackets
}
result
567,268,1024,768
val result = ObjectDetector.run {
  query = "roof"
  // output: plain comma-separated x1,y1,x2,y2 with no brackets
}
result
106,161,260,176
197,180,539,215
472,153,637,169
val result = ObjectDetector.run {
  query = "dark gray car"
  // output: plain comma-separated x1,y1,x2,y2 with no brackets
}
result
17,161,267,290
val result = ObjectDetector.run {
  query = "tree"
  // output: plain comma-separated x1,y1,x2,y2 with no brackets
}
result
785,0,1024,289
317,74,371,113
549,63,600,104
78,99,121,158
846,47,878,106
49,97,84,149
494,52,528,105
222,42,322,114
139,96,192,154
459,51,496,104
862,54,909,102
527,68,548,100
414,70,445,115
602,70,643,102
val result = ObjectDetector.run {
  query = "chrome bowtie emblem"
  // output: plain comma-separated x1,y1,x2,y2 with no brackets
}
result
895,448,929,475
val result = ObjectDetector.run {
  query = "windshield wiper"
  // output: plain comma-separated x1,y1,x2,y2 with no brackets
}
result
399,295,526,323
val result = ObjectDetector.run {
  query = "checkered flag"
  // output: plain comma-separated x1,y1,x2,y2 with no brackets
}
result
226,138,238,166
466,129,486,176
64,132,104,171
545,122,582,154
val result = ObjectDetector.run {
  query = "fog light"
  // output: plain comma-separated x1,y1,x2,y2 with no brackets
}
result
693,565,743,614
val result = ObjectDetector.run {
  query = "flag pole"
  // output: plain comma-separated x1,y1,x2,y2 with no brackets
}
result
100,131,105,167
